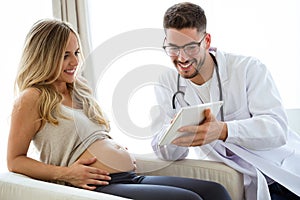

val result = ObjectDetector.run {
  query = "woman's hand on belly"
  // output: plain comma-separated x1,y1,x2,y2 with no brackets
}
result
79,139,137,174
61,157,111,190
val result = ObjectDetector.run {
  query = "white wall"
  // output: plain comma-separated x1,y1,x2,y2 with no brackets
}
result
89,0,300,108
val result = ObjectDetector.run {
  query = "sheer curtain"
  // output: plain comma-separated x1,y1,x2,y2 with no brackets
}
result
52,0,92,59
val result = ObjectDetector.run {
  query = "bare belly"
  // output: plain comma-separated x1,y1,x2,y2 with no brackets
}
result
78,139,136,174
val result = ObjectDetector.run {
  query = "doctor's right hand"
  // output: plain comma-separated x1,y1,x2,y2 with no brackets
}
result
172,109,228,147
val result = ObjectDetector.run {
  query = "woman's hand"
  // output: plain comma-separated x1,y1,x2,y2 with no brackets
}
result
62,157,111,190
172,108,228,147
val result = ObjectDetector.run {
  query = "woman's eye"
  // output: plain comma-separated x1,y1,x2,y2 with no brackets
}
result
75,51,80,56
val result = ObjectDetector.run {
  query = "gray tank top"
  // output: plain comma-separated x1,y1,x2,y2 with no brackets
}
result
33,105,110,167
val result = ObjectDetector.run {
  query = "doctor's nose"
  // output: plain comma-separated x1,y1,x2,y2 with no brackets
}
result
177,49,189,62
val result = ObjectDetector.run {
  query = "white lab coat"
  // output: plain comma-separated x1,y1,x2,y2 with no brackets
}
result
151,49,300,200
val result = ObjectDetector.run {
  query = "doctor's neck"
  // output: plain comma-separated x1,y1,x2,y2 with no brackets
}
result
190,54,214,85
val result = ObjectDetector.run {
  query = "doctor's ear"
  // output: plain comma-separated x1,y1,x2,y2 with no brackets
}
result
204,33,211,50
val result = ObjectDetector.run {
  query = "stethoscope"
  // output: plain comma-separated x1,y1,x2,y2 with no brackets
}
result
172,53,224,121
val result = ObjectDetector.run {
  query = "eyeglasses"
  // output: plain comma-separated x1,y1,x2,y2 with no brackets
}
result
163,34,207,57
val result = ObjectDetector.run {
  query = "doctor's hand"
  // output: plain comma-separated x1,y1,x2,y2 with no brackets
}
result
172,109,228,147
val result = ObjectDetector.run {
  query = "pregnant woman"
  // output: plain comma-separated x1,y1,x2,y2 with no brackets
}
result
7,19,231,200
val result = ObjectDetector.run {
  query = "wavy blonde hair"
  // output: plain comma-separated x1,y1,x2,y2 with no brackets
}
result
16,19,109,129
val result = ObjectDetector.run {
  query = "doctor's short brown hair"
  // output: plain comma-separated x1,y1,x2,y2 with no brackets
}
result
163,2,207,33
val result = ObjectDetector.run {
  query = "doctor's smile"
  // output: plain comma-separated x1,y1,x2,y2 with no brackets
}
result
176,60,195,72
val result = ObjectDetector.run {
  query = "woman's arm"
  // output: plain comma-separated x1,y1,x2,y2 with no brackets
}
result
7,88,111,190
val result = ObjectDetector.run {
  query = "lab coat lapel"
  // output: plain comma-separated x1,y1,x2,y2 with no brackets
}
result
210,70,220,102
212,50,229,102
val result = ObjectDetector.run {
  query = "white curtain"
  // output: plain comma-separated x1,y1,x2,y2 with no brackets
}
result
52,0,92,59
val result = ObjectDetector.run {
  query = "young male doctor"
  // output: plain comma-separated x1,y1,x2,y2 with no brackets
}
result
151,2,300,200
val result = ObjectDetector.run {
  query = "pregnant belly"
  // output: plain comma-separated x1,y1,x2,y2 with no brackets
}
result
78,139,136,174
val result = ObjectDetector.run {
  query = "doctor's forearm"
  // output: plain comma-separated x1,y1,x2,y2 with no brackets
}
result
225,117,287,150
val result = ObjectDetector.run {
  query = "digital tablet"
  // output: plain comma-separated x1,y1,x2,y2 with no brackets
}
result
158,101,223,145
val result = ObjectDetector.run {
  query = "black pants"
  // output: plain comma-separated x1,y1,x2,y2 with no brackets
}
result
94,171,232,200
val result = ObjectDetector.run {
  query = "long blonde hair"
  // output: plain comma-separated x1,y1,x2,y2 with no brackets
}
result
16,19,109,129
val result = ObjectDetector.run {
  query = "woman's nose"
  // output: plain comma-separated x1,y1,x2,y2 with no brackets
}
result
70,55,79,66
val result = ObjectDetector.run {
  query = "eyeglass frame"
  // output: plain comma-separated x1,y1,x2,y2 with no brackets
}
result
162,33,207,57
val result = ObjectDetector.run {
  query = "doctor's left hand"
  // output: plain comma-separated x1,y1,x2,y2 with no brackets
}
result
172,109,228,147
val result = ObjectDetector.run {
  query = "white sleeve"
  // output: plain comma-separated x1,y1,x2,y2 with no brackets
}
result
150,71,189,160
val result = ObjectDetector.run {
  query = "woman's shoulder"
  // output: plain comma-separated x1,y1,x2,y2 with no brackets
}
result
11,88,43,133
14,87,41,108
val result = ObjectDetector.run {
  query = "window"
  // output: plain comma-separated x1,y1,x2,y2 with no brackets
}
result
0,0,53,172
87,0,300,156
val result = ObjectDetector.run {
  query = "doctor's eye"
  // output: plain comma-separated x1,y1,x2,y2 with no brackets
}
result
184,44,200,55
164,46,180,56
